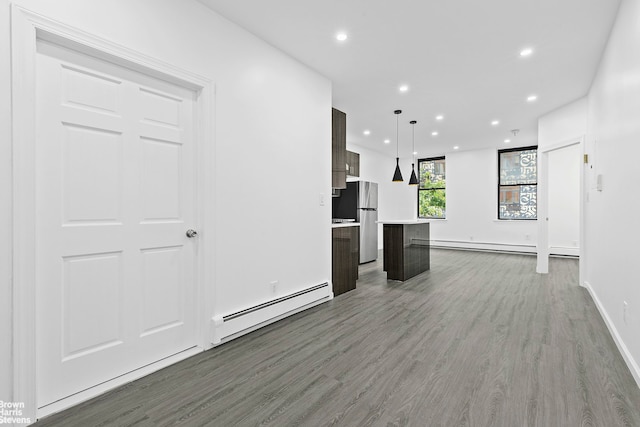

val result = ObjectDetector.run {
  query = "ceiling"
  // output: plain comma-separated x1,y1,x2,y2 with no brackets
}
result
197,0,620,158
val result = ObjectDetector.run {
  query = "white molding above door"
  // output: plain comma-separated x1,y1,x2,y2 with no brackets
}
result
11,5,215,420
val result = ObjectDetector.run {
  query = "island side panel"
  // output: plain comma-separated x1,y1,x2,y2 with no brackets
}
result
383,224,405,280
403,222,430,280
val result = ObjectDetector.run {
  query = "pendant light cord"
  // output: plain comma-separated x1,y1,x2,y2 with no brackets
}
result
396,113,399,158
408,120,419,185
412,122,415,161
391,110,404,182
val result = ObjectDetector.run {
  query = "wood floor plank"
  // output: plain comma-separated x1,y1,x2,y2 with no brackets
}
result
34,249,640,427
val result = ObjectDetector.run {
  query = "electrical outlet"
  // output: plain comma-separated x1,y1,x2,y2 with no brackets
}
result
270,280,278,295
469,236,474,241
623,301,628,325
319,193,325,206
525,234,530,241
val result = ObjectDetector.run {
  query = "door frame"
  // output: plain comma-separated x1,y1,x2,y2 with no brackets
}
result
536,136,585,284
11,5,215,420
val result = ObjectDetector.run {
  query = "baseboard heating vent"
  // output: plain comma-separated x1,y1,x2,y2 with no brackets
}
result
431,239,536,255
223,282,329,321
211,282,332,345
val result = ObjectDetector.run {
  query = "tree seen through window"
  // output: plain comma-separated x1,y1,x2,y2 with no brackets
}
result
418,157,445,219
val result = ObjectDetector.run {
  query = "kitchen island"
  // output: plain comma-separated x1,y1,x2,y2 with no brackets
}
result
380,220,430,281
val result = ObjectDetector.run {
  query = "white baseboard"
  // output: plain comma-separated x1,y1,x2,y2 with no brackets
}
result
549,245,580,256
583,281,640,389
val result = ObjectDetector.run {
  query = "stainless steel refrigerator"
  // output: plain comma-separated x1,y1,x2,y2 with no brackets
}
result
332,181,378,263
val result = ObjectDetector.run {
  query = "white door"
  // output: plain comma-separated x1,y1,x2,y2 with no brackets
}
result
548,144,581,256
35,39,198,406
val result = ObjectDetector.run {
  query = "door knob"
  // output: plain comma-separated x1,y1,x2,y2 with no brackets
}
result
186,229,198,238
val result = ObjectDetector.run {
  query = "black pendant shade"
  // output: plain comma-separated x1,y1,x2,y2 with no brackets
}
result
392,157,404,182
392,110,403,182
408,120,419,185
409,164,419,185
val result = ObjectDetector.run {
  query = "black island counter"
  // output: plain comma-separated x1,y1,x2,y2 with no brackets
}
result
379,220,430,281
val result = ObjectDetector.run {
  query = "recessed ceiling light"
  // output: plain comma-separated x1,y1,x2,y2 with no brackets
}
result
504,139,511,143
384,139,390,144
520,48,533,57
399,84,409,93
363,130,370,136
413,151,418,155
453,146,459,150
435,115,444,121
431,131,438,136
336,32,348,41
527,95,538,102
491,120,500,126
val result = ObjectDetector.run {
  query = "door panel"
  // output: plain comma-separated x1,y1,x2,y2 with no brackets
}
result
139,87,182,127
36,39,198,406
61,63,122,114
62,124,123,224
140,137,182,221
62,252,124,360
140,246,184,336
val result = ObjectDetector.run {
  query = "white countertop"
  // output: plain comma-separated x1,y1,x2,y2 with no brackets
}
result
331,222,360,228
377,220,430,225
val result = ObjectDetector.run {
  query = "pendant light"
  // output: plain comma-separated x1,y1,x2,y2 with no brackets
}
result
408,120,419,185
392,109,403,182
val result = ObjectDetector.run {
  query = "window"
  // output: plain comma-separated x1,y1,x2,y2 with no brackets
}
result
418,156,446,218
498,146,537,220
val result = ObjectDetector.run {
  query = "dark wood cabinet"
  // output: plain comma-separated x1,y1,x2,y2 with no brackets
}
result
332,225,359,296
332,108,347,189
346,150,360,177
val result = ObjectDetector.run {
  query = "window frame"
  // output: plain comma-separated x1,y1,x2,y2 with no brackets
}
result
417,156,446,219
497,145,538,221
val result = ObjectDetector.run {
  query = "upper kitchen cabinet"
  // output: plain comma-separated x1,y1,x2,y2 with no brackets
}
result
332,108,347,189
346,150,360,177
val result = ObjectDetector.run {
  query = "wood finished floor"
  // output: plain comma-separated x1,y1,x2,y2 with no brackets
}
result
36,249,640,427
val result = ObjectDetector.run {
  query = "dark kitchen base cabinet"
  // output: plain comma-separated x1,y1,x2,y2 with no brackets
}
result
332,226,359,296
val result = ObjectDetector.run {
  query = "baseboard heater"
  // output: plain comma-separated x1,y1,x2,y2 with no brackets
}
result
430,239,536,255
211,282,332,345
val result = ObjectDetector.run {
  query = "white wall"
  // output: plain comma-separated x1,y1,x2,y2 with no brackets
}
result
431,148,537,252
354,96,589,258
2,0,332,405
0,0,12,405
353,143,416,221
351,143,538,253
538,98,587,145
583,0,640,384
349,144,416,248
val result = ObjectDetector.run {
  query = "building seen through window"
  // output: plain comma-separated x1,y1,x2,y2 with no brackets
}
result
498,147,537,220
